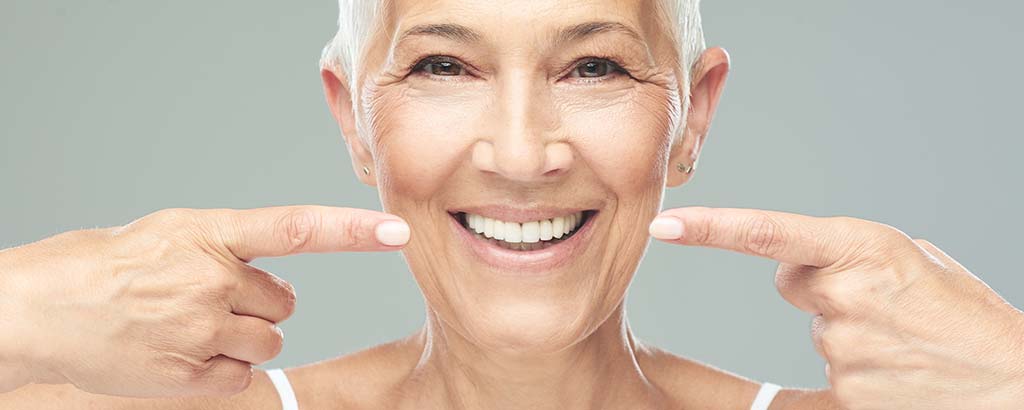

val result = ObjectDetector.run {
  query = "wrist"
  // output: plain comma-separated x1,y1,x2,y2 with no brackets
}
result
994,311,1024,406
0,248,66,385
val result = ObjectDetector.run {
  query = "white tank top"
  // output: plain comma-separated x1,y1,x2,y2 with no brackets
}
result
265,368,781,410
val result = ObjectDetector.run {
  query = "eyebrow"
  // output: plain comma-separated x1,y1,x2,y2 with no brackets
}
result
397,20,644,46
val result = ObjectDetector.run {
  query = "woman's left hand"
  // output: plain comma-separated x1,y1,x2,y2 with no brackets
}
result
649,207,1024,410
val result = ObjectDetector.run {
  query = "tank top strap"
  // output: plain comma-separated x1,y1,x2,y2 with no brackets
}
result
265,368,299,410
749,382,781,410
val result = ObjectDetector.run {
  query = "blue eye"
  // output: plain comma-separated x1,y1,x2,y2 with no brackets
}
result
413,56,465,76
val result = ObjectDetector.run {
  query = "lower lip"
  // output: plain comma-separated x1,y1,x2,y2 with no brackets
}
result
449,212,596,275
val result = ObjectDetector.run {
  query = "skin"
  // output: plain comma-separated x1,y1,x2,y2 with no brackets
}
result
0,206,408,398
651,207,1024,409
1,0,1021,409
324,0,758,408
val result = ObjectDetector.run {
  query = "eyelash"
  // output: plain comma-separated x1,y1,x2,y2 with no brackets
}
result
407,55,632,85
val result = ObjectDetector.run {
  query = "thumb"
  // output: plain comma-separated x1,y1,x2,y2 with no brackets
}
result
210,205,410,261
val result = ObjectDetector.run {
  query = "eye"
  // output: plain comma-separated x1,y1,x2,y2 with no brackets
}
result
412,56,466,77
570,58,624,79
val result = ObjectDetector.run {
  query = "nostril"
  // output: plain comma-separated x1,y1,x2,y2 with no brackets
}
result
542,168,565,177
541,142,574,176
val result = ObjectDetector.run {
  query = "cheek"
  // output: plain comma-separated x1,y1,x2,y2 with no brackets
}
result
557,84,677,195
366,84,489,204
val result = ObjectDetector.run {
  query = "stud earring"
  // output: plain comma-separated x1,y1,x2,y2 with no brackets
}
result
676,162,694,174
362,166,370,175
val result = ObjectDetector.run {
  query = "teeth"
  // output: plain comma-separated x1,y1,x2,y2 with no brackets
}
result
463,212,586,246
484,217,494,237
539,219,553,241
474,214,484,234
505,222,522,243
493,220,505,240
521,221,539,243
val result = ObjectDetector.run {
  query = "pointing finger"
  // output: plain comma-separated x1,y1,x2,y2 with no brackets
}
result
209,206,410,262
648,207,907,268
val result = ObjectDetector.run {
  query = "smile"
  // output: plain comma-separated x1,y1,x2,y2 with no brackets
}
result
447,207,598,273
457,211,590,251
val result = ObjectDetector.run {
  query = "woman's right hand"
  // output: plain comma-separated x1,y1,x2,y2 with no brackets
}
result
0,206,409,398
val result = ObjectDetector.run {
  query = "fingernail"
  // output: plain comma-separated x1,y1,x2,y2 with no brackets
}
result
375,220,410,246
649,216,684,240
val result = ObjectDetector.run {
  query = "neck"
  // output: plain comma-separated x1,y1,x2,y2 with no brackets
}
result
398,304,665,410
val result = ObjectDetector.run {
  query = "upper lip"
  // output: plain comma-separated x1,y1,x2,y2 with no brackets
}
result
449,204,599,223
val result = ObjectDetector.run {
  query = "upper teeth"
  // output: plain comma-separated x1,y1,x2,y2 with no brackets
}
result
466,212,584,244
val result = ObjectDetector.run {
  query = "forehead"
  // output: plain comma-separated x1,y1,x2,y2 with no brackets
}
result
383,0,667,48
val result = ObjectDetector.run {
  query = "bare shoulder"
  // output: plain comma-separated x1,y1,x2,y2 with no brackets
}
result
635,341,762,409
635,342,836,410
0,370,281,410
278,336,422,410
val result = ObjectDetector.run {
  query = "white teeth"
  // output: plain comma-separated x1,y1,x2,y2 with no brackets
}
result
484,217,494,237
521,221,540,243
505,222,522,243
464,212,586,245
493,220,505,240
539,219,553,241
474,214,484,234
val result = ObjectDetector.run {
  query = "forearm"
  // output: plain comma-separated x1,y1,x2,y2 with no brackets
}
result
0,245,35,391
0,241,67,392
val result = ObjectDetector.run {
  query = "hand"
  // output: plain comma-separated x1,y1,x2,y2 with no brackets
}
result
0,206,409,398
649,207,1024,410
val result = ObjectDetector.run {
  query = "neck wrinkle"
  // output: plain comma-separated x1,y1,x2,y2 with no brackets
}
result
397,303,665,410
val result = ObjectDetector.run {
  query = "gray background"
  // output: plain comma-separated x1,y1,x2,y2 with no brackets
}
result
2,1,1021,389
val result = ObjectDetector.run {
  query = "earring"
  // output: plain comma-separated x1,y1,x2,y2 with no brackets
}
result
676,162,694,174
362,166,370,175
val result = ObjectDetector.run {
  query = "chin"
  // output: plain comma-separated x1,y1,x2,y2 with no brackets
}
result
452,297,600,354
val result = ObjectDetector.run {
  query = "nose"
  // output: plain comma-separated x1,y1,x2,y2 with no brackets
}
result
471,74,573,181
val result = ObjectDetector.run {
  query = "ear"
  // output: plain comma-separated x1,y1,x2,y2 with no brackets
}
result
321,67,377,186
666,47,730,187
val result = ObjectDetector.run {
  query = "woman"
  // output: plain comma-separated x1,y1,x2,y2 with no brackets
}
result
2,0,1023,409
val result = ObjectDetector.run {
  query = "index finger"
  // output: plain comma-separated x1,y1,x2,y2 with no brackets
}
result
648,207,905,267
210,205,410,262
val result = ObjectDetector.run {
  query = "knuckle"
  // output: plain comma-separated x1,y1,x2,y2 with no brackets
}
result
147,208,196,227
255,269,297,321
691,209,717,245
192,359,252,395
183,360,215,386
230,366,255,393
862,220,913,248
339,213,367,247
209,271,239,295
774,264,810,304
813,277,857,315
819,328,845,363
198,315,226,348
276,207,319,253
280,281,297,319
742,213,785,256
170,361,200,387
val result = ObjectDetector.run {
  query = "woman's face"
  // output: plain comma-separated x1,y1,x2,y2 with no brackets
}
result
329,0,720,352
